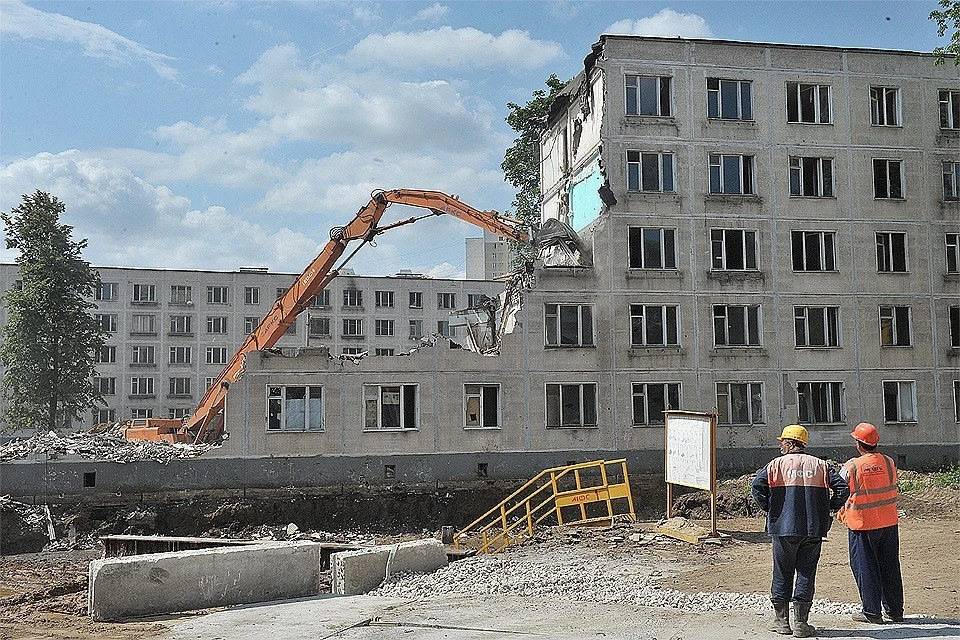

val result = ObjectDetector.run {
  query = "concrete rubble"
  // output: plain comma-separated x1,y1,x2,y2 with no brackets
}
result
0,427,216,464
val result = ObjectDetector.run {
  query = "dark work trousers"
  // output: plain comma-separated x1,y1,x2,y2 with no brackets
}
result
848,525,904,618
771,535,823,603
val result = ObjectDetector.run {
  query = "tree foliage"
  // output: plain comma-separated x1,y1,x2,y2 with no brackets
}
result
0,191,105,433
502,73,567,264
931,0,960,64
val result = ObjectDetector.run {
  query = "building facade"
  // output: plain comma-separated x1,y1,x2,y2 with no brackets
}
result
465,230,511,280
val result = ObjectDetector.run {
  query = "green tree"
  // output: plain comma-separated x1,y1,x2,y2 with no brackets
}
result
0,191,105,433
502,73,567,264
931,0,960,64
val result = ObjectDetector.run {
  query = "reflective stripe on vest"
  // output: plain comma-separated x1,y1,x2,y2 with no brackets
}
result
841,453,898,530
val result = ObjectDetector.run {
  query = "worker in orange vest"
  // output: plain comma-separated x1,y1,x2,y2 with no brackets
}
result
837,422,904,624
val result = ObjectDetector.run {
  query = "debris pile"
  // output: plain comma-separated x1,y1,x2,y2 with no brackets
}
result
0,428,216,464
0,495,49,554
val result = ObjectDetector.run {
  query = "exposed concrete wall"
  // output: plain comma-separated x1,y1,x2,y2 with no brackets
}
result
88,541,321,621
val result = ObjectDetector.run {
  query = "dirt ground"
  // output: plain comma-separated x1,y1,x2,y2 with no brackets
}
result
1,485,957,639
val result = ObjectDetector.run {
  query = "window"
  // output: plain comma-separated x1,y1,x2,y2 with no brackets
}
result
545,383,597,428
795,306,840,347
798,381,844,423
627,151,674,192
465,384,500,428
438,292,456,309
955,381,960,423
267,385,323,432
709,154,755,194
786,82,832,124
169,346,192,365
940,89,960,129
545,303,594,347
169,377,191,396
707,78,752,120
206,316,227,334
876,232,908,272
276,287,288,300
628,227,676,269
944,162,960,201
625,75,671,116
131,314,156,335
207,286,228,304
132,283,156,303
169,408,190,420
375,348,395,356
364,384,418,430
342,347,365,355
716,382,764,425
713,305,761,346
244,287,260,305
630,304,679,346
342,318,364,337
170,285,192,304
375,290,395,308
205,376,216,389
131,345,155,365
206,346,228,365
873,159,904,199
409,319,423,340
467,293,485,308
342,289,362,307
437,320,453,337
791,231,837,272
879,305,912,346
96,282,118,301
870,87,901,126
309,316,330,337
883,381,917,422
130,408,153,419
789,157,834,197
94,377,116,395
947,234,960,273
375,319,395,337
409,291,423,308
950,306,960,348
244,316,260,334
94,408,116,423
96,345,116,363
169,315,192,335
130,377,155,396
631,382,680,426
96,314,118,332
310,291,331,308
711,229,757,270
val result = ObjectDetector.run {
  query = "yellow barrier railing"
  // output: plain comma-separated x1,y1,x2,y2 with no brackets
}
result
453,459,635,554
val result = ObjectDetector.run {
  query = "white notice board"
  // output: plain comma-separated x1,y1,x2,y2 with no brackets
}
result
664,411,715,491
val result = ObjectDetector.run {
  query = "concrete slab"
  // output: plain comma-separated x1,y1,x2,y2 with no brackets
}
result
331,538,448,595
89,541,321,621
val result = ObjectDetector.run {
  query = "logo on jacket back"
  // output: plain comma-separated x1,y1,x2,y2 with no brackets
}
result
785,468,816,479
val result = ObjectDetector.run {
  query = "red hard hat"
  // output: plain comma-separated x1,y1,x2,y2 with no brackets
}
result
851,422,879,446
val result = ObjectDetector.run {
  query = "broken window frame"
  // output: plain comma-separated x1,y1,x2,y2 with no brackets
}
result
789,156,834,197
707,78,753,120
130,376,155,397
375,319,395,337
96,282,118,301
786,82,832,124
625,74,672,117
266,385,323,432
130,345,155,365
205,346,228,365
943,162,960,201
629,304,680,347
948,233,960,274
710,229,758,271
95,313,118,333
545,382,598,428
544,303,595,347
876,232,908,272
132,283,156,303
709,154,755,195
716,382,764,425
879,305,912,347
375,290,395,308
791,230,837,272
794,306,841,348
797,381,844,424
409,319,423,340
631,382,681,426
170,285,192,305
437,320,453,338
464,383,501,429
870,86,901,126
713,304,762,347
206,285,228,304
626,150,675,192
939,90,960,129
882,380,917,423
169,346,192,364
309,316,331,338
627,227,677,270
364,384,418,431
409,291,423,308
168,377,191,397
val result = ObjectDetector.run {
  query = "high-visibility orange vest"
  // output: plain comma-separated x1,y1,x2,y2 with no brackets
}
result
838,453,899,531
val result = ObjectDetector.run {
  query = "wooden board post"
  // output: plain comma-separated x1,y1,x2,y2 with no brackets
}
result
663,410,719,539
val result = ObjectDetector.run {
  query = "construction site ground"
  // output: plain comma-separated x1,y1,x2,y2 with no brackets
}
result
1,477,958,639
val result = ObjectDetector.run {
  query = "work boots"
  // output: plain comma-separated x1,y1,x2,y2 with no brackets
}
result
770,599,792,635
793,601,816,638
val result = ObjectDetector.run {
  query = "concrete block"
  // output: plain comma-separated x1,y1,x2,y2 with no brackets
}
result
331,538,447,596
88,541,321,621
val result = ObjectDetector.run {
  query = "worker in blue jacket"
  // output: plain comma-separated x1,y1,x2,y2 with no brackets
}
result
752,424,849,637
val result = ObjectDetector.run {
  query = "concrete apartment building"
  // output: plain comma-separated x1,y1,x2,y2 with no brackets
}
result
465,230,511,280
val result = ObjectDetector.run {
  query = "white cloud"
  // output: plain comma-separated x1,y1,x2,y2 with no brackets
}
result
605,9,714,39
346,26,565,71
412,3,449,23
0,0,179,81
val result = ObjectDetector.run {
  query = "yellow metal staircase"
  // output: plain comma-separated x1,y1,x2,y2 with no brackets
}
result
453,459,635,554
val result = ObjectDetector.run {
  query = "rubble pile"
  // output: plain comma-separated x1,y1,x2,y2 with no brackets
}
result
0,428,216,464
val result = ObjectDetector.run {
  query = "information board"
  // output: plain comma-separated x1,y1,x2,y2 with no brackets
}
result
664,411,714,491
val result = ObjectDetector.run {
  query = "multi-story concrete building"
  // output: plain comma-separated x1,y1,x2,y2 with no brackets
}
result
0,263,503,427
465,230,511,280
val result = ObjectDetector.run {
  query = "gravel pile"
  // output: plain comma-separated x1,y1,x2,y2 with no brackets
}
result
0,428,216,464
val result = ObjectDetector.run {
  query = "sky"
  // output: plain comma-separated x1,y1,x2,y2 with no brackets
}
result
0,1,952,278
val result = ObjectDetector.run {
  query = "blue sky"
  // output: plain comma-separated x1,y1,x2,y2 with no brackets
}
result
0,1,951,277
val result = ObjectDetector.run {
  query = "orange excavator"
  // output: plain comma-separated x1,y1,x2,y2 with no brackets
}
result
120,189,535,445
